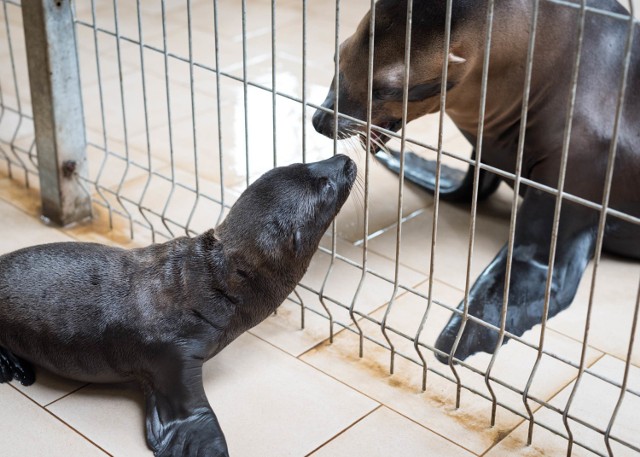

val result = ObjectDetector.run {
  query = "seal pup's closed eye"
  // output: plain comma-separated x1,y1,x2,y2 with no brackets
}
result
0,154,356,457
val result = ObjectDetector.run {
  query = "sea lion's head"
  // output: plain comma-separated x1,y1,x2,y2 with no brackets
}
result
215,154,357,304
312,0,472,152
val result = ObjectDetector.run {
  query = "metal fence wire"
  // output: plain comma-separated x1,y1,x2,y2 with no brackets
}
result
1,0,639,455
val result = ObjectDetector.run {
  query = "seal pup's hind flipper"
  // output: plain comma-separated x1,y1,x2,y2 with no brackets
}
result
0,347,35,386
374,149,500,203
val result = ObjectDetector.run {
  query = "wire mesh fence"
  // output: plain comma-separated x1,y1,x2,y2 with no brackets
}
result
0,0,37,188
1,0,639,455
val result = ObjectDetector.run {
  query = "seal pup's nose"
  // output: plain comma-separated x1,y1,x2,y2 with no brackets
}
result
309,154,349,175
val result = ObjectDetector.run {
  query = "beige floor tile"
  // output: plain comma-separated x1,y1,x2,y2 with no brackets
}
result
365,280,603,425
249,292,333,357
366,182,514,290
81,164,239,243
49,333,378,457
0,385,107,457
81,62,206,145
334,156,433,243
548,257,640,366
47,382,151,457
311,406,475,457
12,367,86,407
301,326,517,455
250,235,426,356
485,355,640,457
484,424,600,457
0,198,74,253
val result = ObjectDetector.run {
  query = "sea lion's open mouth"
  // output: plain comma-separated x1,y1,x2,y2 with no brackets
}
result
358,119,403,154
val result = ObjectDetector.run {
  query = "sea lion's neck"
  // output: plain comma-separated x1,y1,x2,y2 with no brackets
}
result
445,0,541,143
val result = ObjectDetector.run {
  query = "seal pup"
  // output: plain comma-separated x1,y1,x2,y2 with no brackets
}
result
312,0,640,362
0,154,357,456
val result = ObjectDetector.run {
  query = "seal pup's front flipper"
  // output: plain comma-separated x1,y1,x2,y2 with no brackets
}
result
145,361,229,457
374,149,501,203
0,347,35,386
434,188,598,363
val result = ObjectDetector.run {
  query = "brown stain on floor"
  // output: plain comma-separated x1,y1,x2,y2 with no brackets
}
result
306,336,516,449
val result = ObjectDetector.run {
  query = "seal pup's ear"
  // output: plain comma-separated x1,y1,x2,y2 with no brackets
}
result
200,228,221,249
447,53,466,65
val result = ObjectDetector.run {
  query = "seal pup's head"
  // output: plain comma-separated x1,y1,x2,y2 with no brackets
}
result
214,154,357,306
312,0,474,152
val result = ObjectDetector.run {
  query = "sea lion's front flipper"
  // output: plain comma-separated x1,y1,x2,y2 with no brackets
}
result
145,361,229,457
374,149,501,203
434,188,598,363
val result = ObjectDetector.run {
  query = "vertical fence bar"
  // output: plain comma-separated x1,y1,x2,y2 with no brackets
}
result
271,0,277,168
485,0,540,425
414,0,454,390
448,0,495,408
348,0,376,359
523,0,588,445
134,0,158,242
185,0,200,236
380,0,413,375
212,0,226,227
87,0,114,231
112,0,134,239
3,1,29,185
298,0,309,329
22,0,91,226
318,0,341,343
241,0,250,187
605,280,640,456
562,2,635,453
301,0,307,165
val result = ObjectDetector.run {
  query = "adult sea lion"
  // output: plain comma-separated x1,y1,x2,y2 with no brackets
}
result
0,154,357,456
312,0,640,362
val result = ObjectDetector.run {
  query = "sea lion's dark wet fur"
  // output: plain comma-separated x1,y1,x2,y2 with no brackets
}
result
0,155,357,457
313,0,640,362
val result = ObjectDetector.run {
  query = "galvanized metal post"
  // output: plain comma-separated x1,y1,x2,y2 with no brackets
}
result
22,0,91,226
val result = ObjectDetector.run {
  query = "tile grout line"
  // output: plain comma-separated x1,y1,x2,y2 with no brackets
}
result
251,333,484,455
302,404,383,456
7,383,113,456
43,382,91,408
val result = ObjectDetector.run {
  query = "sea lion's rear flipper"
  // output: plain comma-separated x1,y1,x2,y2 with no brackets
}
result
0,347,35,386
433,188,598,363
374,149,501,202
